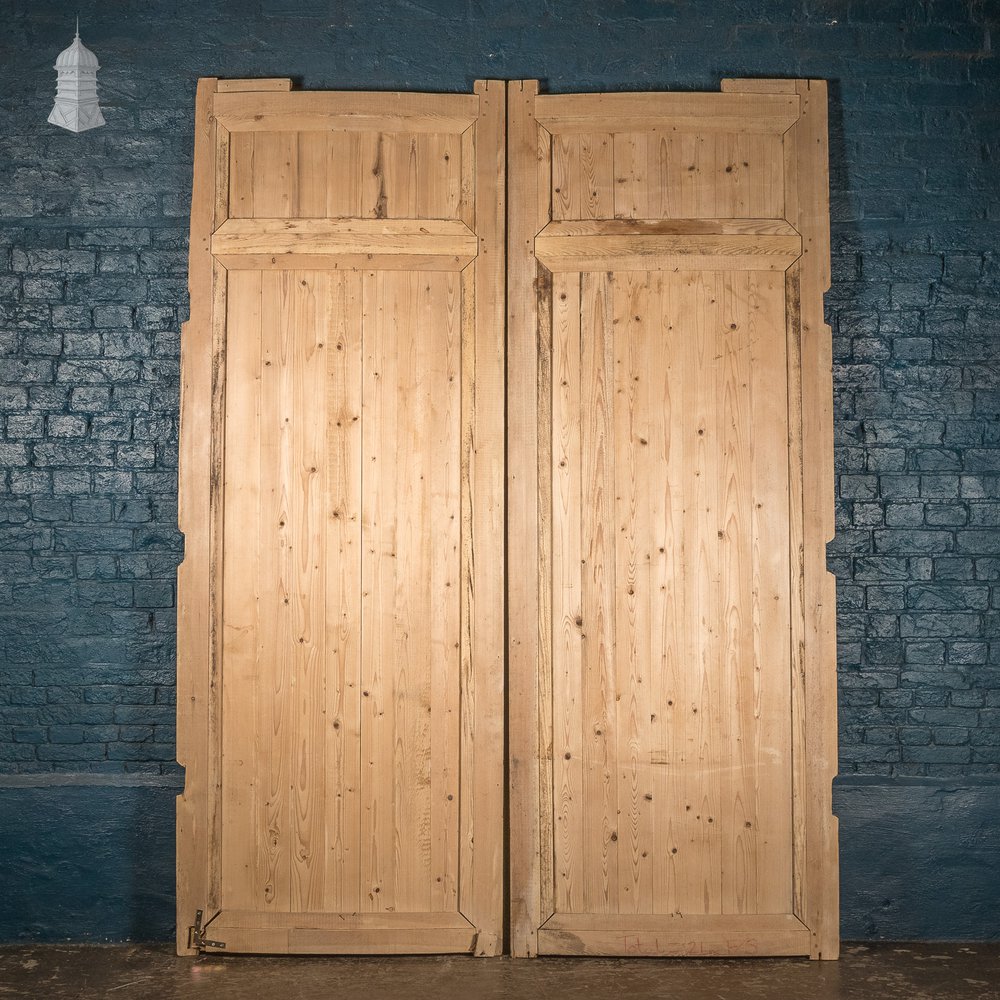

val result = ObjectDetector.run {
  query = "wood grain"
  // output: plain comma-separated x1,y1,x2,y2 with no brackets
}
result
509,79,834,959
217,78,292,93
534,223,800,273
537,912,810,957
214,90,478,134
507,79,546,959
457,79,506,956
212,218,477,267
182,80,505,957
536,91,800,135
176,77,221,955
723,75,839,960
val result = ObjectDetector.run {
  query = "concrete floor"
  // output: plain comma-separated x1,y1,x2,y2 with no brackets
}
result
0,943,998,1000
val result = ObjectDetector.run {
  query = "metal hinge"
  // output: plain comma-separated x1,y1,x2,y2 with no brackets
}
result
188,909,226,951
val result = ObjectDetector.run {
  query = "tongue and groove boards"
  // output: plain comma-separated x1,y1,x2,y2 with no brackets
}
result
177,78,505,956
179,76,837,961
507,79,837,960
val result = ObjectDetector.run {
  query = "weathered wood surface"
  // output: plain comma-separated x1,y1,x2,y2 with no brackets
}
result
178,80,505,957
508,78,837,959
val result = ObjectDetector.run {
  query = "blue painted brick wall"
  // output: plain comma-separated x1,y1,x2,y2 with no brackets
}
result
1,0,998,780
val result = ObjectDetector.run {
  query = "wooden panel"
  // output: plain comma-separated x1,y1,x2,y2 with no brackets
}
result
509,79,836,960
551,131,785,221
179,80,504,957
227,131,465,221
546,270,794,918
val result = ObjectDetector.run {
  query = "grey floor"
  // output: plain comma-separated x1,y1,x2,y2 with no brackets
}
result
1,942,999,1000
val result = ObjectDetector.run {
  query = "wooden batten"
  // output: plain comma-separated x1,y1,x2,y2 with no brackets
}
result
211,218,478,270
535,91,800,134
534,222,802,272
217,78,293,93
213,90,479,134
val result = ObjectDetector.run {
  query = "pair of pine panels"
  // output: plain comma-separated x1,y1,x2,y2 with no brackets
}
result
177,78,837,959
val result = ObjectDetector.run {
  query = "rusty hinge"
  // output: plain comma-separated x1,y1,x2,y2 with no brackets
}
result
188,909,226,951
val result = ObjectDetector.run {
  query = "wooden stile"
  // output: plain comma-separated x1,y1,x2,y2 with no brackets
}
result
177,79,505,956
507,79,838,959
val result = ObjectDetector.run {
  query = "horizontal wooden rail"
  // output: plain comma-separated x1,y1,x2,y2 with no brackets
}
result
537,912,811,957
534,219,802,272
205,910,477,955
212,218,478,271
214,90,479,134
535,91,800,135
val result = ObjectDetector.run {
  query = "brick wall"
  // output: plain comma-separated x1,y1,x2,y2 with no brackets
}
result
0,0,997,778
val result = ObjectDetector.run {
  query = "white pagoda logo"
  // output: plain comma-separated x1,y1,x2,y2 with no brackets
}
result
48,21,106,134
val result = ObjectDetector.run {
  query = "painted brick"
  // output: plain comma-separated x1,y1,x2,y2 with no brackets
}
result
0,2,994,801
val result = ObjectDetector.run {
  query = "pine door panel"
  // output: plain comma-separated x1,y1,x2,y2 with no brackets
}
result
508,80,838,959
178,78,504,956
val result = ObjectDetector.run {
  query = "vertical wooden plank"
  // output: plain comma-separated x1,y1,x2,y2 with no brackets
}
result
252,132,299,217
458,126,475,229
177,75,216,954
784,263,808,923
647,133,671,219
552,133,580,220
746,268,796,915
673,133,700,218
360,269,395,912
390,270,432,913
325,270,364,914
416,133,460,219
676,270,723,915
508,79,543,958
385,132,418,218
649,274,679,915
327,132,363,218
613,272,654,915
429,271,462,913
220,269,262,911
612,133,649,219
297,132,330,216
579,269,618,915
460,78,505,956
535,264,556,926
794,79,839,962
717,269,754,915
260,269,293,913
361,132,388,219
289,272,327,911
228,132,255,218
580,133,614,220
727,75,837,956
550,271,582,915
